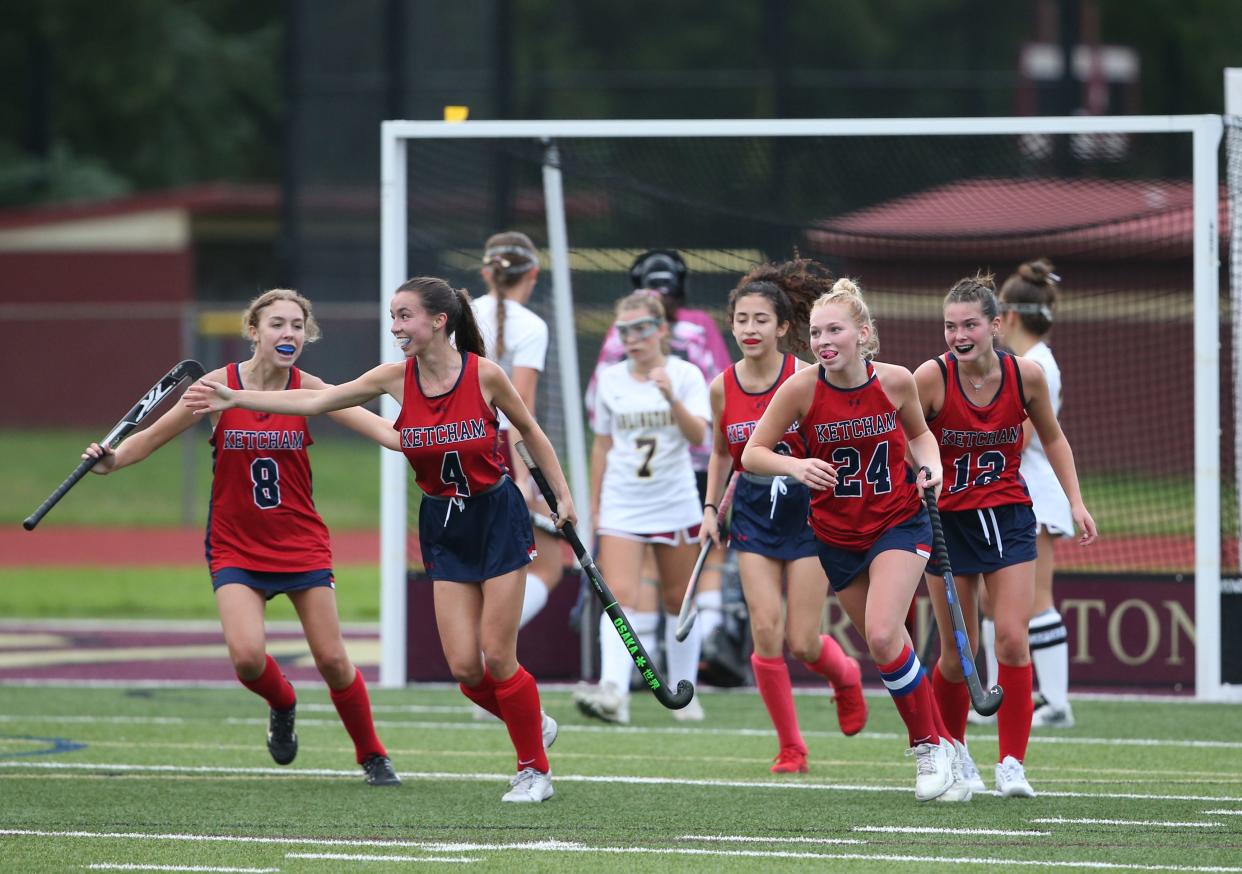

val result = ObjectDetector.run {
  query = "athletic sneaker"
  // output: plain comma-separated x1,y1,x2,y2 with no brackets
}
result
770,747,809,774
573,682,629,725
266,704,297,765
1031,702,1075,728
362,754,401,786
936,739,972,803
671,696,705,722
966,708,996,727
908,739,953,801
542,711,558,749
471,703,501,722
994,755,1037,798
501,767,554,803
832,670,868,736
957,742,987,793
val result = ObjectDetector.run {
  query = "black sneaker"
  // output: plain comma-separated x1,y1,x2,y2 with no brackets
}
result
362,754,401,786
267,704,298,765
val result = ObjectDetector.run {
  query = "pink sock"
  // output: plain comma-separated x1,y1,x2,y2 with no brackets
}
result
932,662,970,744
800,634,859,690
997,662,1034,762
751,653,807,753
329,670,386,763
459,668,502,718
238,654,296,711
494,666,549,773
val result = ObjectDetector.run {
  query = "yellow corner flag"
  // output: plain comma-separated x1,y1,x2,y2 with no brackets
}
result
443,105,470,123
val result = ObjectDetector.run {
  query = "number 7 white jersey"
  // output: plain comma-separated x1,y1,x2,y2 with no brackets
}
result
594,356,710,533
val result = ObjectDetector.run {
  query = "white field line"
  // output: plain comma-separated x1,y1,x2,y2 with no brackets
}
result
6,830,1239,873
1202,809,1242,815
84,866,278,873
677,835,866,845
4,712,1241,751
1031,817,1225,828
3,762,1242,803
850,826,1050,837
0,830,583,853
286,853,476,863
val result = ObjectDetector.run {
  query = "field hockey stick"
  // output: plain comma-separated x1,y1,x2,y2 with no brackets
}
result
921,470,1004,717
675,470,739,642
514,440,695,710
23,359,207,531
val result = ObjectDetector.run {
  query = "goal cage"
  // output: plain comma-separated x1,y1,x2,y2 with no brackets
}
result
378,114,1239,703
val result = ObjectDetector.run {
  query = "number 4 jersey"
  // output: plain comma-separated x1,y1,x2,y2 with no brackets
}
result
594,356,710,533
207,363,332,573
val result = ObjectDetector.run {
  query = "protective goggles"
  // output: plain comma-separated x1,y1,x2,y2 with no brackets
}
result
615,316,663,341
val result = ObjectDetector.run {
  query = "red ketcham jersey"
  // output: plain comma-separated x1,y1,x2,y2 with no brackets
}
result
927,351,1031,512
799,362,921,550
394,351,508,497
720,353,806,471
207,364,332,573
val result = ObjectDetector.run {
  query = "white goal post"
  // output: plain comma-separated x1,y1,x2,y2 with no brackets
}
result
378,114,1232,702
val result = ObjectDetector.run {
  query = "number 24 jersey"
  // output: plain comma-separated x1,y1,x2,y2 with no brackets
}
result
594,356,710,533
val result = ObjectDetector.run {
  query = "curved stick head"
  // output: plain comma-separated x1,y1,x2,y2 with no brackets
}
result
975,684,1004,718
658,680,696,710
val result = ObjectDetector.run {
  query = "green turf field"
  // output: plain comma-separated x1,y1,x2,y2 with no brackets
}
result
0,565,381,622
0,686,1239,873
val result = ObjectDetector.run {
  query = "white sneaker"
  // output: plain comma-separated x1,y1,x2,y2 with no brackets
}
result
671,696,705,722
573,682,630,725
1031,702,1075,728
957,741,987,793
935,739,972,803
966,709,996,726
501,767,554,803
908,740,953,801
542,711,558,749
994,755,1036,798
471,703,500,722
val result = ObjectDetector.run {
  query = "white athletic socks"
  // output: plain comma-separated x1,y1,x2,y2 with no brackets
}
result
1029,607,1070,710
518,574,549,629
981,617,998,690
694,588,724,643
664,611,701,687
598,610,657,694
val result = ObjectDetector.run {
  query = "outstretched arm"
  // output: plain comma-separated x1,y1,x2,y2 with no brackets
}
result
741,370,838,492
299,372,402,451
185,363,402,418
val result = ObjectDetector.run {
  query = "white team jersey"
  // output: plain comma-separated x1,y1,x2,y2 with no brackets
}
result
594,356,710,533
471,294,549,431
1022,341,1073,535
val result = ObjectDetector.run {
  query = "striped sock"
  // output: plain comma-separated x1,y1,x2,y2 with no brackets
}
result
1029,608,1070,711
876,645,938,747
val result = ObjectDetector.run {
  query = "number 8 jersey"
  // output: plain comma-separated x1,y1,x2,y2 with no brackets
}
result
594,356,710,533
207,363,332,573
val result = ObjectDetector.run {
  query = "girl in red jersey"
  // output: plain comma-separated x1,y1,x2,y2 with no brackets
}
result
703,261,866,775
915,272,1097,800
187,276,576,804
743,278,958,802
83,289,401,786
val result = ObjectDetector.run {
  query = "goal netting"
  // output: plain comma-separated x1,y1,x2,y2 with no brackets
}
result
381,116,1230,698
